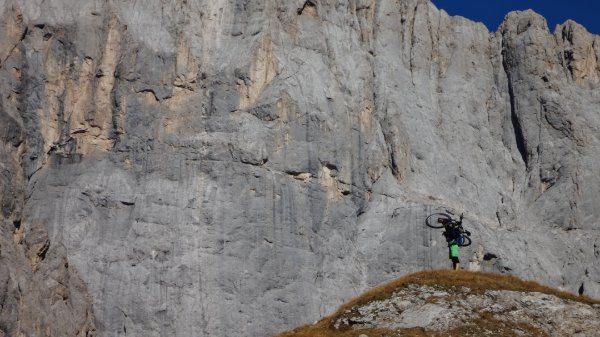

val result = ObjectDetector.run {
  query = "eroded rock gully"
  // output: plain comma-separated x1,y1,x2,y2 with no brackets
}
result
0,1,599,336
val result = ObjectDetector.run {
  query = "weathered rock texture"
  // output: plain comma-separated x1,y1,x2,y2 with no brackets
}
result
277,270,600,337
333,281,600,336
0,0,599,336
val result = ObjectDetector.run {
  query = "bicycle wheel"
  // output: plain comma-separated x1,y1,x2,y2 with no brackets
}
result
458,235,471,247
425,213,450,229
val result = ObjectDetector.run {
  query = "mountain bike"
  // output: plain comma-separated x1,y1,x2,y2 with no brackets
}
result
425,212,472,247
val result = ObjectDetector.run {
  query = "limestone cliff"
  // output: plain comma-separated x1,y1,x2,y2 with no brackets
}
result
0,0,599,336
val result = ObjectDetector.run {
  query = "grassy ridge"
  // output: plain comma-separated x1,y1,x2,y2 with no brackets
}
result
272,269,599,337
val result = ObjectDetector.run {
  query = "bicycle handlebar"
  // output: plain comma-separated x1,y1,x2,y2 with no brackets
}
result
437,216,467,233
437,218,462,226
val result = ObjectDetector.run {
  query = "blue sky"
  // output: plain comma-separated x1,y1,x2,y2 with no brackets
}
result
430,0,600,35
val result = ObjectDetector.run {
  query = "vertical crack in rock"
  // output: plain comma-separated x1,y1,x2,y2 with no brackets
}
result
504,61,528,167
407,2,420,86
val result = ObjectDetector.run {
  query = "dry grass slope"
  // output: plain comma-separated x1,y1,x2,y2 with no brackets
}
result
272,269,599,337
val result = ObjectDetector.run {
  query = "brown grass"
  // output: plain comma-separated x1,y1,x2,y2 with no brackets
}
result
275,326,429,337
445,311,550,337
271,269,599,337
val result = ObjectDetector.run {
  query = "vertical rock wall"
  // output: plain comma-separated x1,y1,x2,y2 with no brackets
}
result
0,4,96,336
0,0,599,336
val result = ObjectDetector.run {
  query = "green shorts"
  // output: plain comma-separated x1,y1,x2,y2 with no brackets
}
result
449,243,459,259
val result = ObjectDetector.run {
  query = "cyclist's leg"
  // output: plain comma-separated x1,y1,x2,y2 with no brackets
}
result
452,257,460,270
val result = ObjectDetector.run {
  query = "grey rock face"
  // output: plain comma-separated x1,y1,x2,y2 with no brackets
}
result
0,4,96,337
0,0,599,336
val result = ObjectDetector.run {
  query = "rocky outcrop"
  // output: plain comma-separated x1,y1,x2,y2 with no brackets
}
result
277,270,600,337
336,286,599,336
1,0,600,336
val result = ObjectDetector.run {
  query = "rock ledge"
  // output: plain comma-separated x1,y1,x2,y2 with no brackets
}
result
275,270,600,337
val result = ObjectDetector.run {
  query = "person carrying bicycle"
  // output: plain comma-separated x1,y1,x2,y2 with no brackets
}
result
443,221,464,270
425,212,471,270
